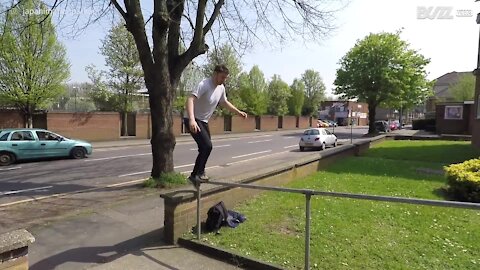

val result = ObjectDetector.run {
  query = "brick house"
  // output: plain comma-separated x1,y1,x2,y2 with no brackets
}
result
318,101,368,126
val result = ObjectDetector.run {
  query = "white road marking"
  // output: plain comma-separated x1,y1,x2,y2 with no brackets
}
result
284,145,298,149
0,186,53,196
181,165,220,174
0,166,22,171
85,153,151,162
119,163,196,177
190,144,231,150
227,151,290,166
284,137,296,139
232,150,272,159
247,139,272,144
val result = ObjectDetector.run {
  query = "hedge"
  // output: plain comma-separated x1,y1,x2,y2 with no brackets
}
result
444,158,480,203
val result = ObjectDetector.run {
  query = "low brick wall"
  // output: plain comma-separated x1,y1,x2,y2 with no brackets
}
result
232,115,255,133
161,139,376,244
299,116,311,129
260,115,278,131
283,116,297,129
0,110,23,129
47,112,120,141
0,229,35,270
207,115,225,135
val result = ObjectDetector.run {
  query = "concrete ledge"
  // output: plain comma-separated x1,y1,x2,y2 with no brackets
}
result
178,238,284,270
0,229,35,270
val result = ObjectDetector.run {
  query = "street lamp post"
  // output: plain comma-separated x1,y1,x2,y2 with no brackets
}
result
72,86,78,112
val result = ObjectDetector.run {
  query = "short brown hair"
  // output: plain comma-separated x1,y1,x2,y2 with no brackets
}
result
213,64,229,74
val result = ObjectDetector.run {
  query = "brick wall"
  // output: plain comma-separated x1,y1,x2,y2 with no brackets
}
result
136,113,151,139
435,104,471,135
207,115,225,135
232,115,255,133
260,115,278,131
47,112,120,141
0,110,23,129
299,116,311,129
283,116,297,129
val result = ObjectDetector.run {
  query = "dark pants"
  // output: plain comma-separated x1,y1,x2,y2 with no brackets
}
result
184,118,212,177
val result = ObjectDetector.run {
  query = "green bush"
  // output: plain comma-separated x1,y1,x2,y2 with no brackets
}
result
412,119,435,130
143,172,187,188
444,158,480,202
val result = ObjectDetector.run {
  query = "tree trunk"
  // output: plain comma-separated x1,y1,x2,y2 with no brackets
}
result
368,104,377,134
123,111,128,136
148,74,176,178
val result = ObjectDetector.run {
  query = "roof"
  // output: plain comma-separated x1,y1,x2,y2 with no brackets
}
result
433,71,473,97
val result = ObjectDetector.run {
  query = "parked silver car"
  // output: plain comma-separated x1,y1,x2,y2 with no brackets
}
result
299,128,337,151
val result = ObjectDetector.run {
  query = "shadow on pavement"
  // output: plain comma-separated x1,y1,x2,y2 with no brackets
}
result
29,229,176,270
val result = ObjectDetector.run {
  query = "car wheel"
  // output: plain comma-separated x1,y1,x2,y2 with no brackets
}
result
320,142,326,151
71,147,86,159
0,152,15,166
333,140,337,147
299,146,305,152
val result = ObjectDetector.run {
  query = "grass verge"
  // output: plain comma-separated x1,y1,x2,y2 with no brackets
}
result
144,172,187,188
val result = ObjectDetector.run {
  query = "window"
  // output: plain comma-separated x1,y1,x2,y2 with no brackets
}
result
36,131,59,141
304,129,320,135
325,130,332,135
0,132,10,141
444,106,463,120
11,131,34,141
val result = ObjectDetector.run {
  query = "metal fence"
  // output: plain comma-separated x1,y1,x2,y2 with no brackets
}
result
193,180,480,270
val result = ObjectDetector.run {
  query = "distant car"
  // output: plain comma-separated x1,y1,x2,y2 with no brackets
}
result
0,128,93,166
316,119,329,128
323,119,338,127
299,128,337,151
374,121,391,133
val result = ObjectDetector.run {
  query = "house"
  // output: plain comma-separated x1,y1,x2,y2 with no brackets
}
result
426,71,472,112
318,101,368,126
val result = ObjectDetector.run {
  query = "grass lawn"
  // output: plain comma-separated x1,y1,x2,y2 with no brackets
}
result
196,140,480,269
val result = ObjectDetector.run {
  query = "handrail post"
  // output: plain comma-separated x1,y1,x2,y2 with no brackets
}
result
196,182,201,240
305,192,312,270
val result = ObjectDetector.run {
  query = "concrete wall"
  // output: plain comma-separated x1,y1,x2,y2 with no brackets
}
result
47,112,120,141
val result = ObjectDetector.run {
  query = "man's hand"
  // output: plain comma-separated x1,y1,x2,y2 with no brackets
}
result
189,119,201,133
238,111,248,118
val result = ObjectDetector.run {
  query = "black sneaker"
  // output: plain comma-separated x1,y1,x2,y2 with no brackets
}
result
199,173,210,181
188,174,200,186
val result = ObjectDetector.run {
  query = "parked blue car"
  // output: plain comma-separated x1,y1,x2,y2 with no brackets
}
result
0,128,92,166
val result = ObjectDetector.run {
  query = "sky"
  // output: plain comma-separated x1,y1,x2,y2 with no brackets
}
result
60,0,480,96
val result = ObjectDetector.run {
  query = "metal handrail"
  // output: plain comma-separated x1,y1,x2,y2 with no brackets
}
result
194,180,480,270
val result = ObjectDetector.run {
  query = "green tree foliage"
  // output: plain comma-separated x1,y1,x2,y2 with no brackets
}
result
451,74,475,102
0,0,69,127
334,31,430,133
238,66,268,116
301,69,325,116
288,79,305,116
267,75,291,116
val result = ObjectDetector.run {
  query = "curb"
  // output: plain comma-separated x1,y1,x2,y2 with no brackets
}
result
178,238,284,270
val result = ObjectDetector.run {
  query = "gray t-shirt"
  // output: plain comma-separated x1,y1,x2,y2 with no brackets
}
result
189,78,227,122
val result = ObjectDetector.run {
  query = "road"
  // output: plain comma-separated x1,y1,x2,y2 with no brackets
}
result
0,127,368,207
